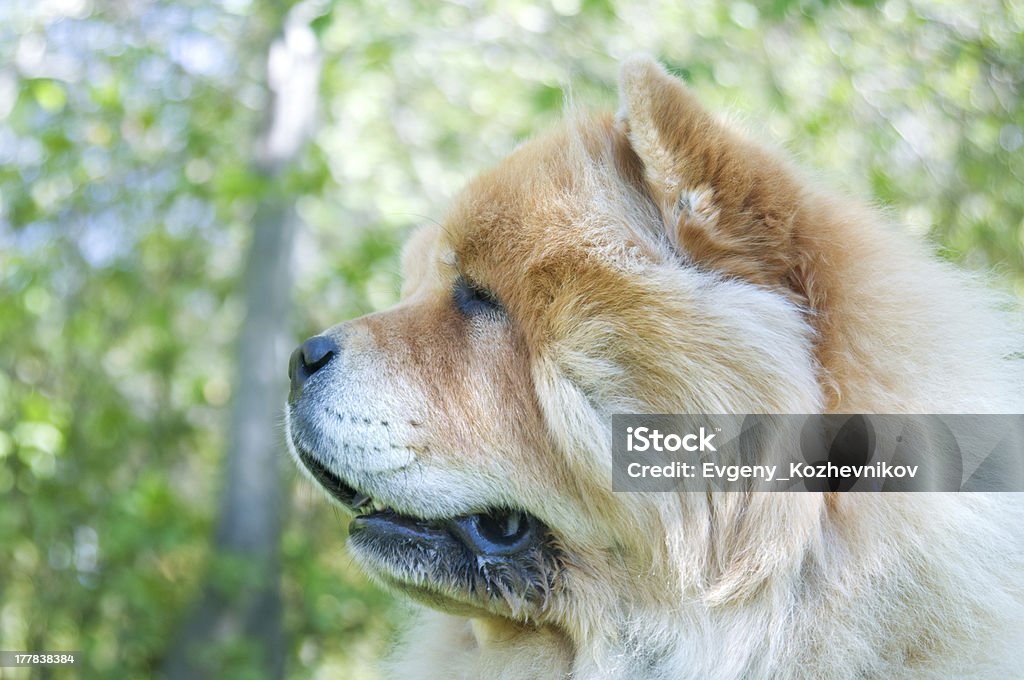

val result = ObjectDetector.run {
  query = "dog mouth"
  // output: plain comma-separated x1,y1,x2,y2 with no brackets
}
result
296,445,542,557
294,444,566,618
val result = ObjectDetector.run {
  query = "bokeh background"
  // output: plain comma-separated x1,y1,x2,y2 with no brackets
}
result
1,0,1022,678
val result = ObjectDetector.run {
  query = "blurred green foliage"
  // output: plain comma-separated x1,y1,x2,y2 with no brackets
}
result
1,0,1022,678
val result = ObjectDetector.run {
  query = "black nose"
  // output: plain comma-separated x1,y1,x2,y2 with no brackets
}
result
288,335,338,395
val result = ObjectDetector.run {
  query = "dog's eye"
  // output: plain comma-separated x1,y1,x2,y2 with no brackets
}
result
453,277,504,318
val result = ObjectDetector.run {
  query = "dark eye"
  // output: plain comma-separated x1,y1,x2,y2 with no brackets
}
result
453,276,503,318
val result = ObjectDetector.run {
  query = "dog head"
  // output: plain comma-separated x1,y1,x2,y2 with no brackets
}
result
286,56,825,631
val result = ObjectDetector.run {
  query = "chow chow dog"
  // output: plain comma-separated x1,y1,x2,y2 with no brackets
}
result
285,56,1024,679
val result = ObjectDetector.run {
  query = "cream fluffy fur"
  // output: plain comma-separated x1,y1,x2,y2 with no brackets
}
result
295,56,1024,679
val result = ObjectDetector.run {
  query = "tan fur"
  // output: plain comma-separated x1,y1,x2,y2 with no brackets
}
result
293,56,1024,679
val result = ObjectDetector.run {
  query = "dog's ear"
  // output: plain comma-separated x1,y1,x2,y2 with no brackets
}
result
616,55,717,203
616,55,812,306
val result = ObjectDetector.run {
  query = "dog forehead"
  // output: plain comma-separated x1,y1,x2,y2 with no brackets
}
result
442,116,658,273
448,140,586,255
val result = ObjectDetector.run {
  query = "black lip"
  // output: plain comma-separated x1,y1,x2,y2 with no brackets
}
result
349,510,542,557
295,445,363,509
350,510,452,544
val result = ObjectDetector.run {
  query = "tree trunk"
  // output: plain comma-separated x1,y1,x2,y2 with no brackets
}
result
164,7,321,679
